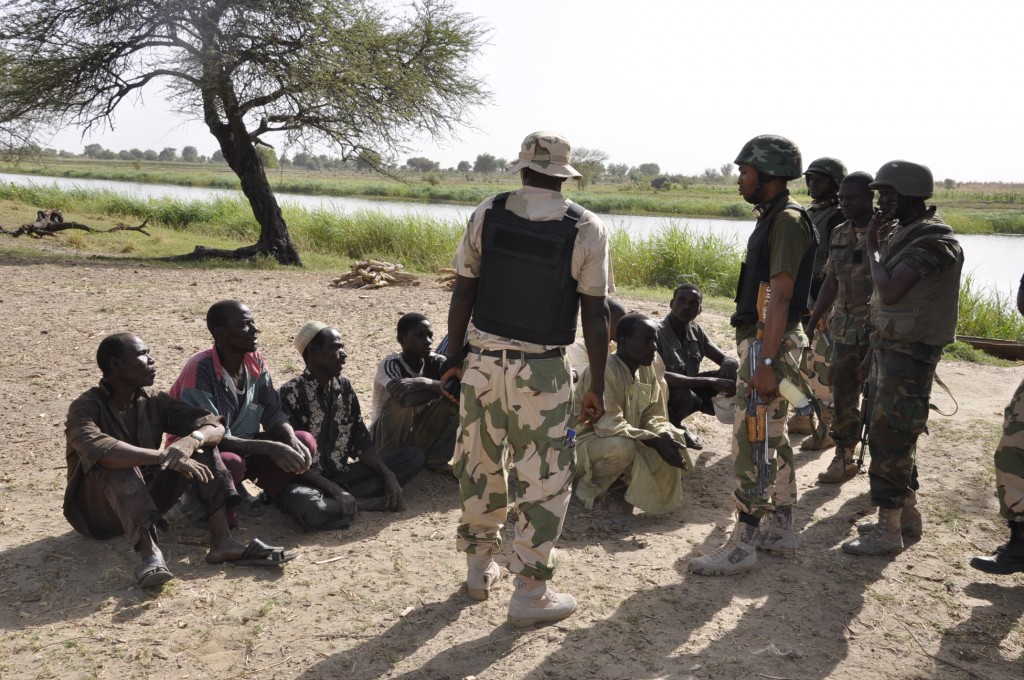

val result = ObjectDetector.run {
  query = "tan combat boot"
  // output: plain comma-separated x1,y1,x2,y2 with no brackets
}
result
818,445,857,483
856,491,922,539
506,576,576,627
801,406,835,451
788,414,813,435
466,552,502,601
689,515,760,576
754,507,796,557
843,507,904,555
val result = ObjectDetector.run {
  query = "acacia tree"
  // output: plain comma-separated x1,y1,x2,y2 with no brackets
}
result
0,0,487,264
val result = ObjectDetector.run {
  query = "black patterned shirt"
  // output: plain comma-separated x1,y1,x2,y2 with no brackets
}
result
279,371,373,480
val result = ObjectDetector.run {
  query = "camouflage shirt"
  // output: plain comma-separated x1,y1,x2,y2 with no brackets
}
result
824,219,872,344
454,185,611,352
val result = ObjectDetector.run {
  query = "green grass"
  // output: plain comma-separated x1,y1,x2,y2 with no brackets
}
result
957,274,1024,340
7,158,1024,231
2,183,1021,353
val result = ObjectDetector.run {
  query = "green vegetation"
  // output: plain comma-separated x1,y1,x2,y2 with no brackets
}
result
1,184,1021,350
6,158,1024,232
957,274,1024,340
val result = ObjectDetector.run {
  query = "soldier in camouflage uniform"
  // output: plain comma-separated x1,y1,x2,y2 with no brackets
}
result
689,135,817,576
806,172,875,483
791,158,847,448
971,273,1024,574
442,131,610,626
843,160,963,557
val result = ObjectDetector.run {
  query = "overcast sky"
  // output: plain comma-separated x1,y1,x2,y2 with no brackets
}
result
47,0,1024,182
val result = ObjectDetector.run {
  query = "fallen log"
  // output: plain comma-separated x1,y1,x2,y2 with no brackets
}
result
0,210,151,238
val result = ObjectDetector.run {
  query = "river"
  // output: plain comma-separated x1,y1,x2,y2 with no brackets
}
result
1,172,1019,297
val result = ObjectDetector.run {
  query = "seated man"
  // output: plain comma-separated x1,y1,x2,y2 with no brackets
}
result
566,298,630,379
575,314,691,514
65,334,292,588
656,283,738,448
170,300,354,532
370,313,458,472
281,322,425,512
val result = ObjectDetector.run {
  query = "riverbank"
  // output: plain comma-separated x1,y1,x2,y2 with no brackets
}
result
0,259,1020,680
2,184,1021,344
4,159,1024,234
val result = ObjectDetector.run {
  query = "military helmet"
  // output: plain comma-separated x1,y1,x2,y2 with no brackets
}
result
804,157,847,188
734,135,803,180
869,160,934,199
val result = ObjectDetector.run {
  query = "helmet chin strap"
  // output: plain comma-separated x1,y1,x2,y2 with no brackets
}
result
743,170,769,206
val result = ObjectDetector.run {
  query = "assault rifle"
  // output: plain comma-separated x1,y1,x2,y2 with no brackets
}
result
856,379,872,470
747,282,771,497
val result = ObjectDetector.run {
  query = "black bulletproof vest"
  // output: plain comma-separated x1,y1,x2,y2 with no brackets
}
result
731,193,818,328
472,193,583,345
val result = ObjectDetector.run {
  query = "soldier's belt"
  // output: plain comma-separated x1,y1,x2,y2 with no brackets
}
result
468,345,565,361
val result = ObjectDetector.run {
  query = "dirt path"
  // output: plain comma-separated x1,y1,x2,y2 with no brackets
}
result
0,256,1021,680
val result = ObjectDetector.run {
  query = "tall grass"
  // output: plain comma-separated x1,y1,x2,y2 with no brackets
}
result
957,274,1024,340
3,181,1021,340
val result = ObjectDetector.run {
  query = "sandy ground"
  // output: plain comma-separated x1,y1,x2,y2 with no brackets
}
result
0,249,1022,680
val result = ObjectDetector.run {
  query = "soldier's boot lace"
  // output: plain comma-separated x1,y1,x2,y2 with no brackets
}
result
801,406,835,451
788,414,813,436
818,445,858,484
970,521,1024,575
689,514,759,576
843,507,905,555
754,506,796,557
856,491,922,538
506,577,576,627
466,552,503,602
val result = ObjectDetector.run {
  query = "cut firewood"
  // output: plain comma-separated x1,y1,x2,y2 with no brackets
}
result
331,259,420,290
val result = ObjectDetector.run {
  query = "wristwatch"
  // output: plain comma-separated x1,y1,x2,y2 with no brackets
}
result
762,357,775,368
188,430,205,446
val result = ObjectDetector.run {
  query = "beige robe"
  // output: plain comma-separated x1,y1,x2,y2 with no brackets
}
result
574,354,691,514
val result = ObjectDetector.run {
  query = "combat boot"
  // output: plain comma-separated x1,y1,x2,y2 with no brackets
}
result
788,414,813,435
818,445,857,484
506,577,576,627
801,406,835,451
856,491,923,538
754,507,796,557
970,521,1024,575
689,514,759,576
466,552,502,601
843,507,904,555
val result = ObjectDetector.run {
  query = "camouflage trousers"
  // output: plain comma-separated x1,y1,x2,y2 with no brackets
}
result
831,341,870,447
799,328,833,407
867,348,936,509
732,329,806,516
454,350,575,580
994,377,1024,521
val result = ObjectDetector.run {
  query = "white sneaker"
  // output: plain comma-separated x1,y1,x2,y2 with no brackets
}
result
506,577,576,627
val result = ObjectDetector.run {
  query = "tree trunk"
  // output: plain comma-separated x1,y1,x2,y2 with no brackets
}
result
173,120,302,265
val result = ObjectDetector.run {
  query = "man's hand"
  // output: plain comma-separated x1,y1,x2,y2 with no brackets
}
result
328,488,358,517
439,365,463,404
382,473,405,512
257,440,311,474
578,389,604,425
750,363,780,401
161,453,213,483
713,377,736,397
643,433,688,470
388,377,431,400
160,438,197,473
288,434,314,469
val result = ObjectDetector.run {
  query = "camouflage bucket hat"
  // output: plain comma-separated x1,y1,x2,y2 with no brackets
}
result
805,157,847,188
507,131,582,179
734,134,803,180
870,160,934,199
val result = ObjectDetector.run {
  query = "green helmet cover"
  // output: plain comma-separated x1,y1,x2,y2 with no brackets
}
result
734,135,803,180
805,157,847,188
869,160,934,199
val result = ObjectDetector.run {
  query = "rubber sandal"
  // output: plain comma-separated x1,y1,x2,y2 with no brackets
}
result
228,538,295,567
135,555,173,587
